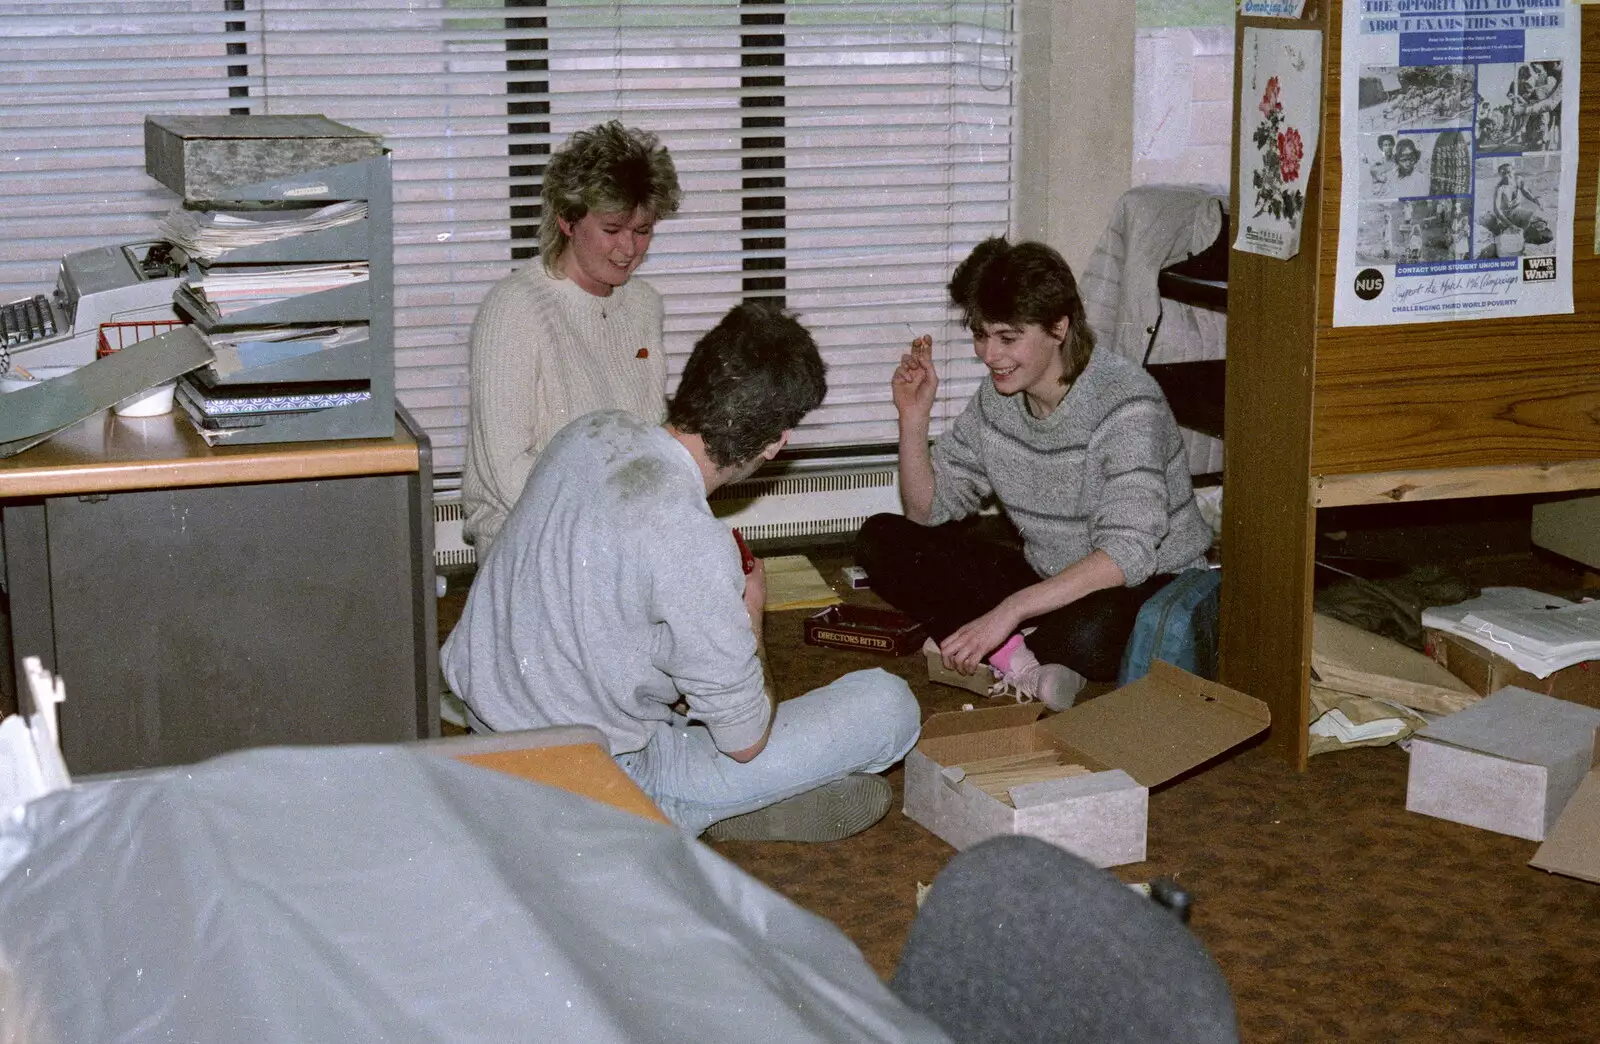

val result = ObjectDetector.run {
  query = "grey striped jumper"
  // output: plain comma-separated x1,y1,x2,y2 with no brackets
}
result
927,346,1211,587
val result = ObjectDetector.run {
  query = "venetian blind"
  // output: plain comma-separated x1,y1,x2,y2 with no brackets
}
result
0,0,1014,477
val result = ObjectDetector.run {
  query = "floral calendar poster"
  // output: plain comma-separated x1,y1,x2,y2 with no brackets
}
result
1235,27,1324,260
1331,0,1580,326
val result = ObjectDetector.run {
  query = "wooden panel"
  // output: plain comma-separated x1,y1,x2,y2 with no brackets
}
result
1218,10,1330,770
1316,458,1600,507
1311,1,1600,475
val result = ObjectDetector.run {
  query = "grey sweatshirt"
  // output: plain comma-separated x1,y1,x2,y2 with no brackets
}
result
443,411,769,756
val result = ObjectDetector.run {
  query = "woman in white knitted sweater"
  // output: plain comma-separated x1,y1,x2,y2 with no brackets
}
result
461,121,681,550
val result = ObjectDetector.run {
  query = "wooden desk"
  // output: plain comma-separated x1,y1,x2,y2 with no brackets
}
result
0,408,439,774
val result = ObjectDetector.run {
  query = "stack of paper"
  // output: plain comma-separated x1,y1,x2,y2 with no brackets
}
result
159,201,367,261
1422,587,1600,679
761,555,843,612
1310,708,1409,745
208,325,365,378
184,262,369,318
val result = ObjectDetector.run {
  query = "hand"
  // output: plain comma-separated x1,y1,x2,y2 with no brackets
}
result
940,603,1021,676
891,334,938,420
742,557,767,619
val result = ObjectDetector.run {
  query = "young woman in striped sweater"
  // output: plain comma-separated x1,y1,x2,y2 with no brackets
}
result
856,238,1211,708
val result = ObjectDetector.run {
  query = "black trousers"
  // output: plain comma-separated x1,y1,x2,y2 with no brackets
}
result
854,513,1171,683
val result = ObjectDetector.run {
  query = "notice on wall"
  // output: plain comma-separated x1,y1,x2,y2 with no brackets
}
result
1331,0,1580,326
1234,27,1323,260
1241,0,1309,17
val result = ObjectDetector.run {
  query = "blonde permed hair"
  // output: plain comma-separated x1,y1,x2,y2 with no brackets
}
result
539,121,681,274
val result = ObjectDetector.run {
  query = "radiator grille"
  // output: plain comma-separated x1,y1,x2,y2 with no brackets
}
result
711,466,897,504
708,465,900,543
433,464,900,566
433,497,475,568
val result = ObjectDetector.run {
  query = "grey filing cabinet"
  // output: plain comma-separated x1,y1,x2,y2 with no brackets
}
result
0,407,439,776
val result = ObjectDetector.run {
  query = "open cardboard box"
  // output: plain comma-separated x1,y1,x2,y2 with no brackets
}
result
903,661,1269,867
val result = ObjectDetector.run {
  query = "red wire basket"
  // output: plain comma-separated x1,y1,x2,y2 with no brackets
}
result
96,319,188,359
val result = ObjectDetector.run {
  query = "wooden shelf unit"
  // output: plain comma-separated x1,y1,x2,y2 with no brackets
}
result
1220,2,1600,768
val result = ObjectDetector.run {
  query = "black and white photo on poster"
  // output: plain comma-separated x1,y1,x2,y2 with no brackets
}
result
1473,154,1560,260
1353,197,1473,266
1475,61,1564,154
1333,0,1578,326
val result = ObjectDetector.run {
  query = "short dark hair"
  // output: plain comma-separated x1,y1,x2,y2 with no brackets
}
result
1394,138,1420,160
948,237,1096,382
667,303,827,468
1378,133,1395,149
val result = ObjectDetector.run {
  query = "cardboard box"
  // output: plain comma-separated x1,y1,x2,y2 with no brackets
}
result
1405,687,1600,841
903,661,1269,867
804,605,925,656
1425,629,1600,711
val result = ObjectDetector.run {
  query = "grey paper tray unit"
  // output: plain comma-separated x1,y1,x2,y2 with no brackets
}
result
145,115,395,444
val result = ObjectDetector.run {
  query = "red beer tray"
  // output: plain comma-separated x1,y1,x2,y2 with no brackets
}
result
803,605,926,657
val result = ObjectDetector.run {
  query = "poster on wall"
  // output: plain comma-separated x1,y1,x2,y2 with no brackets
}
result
1332,0,1580,326
1234,27,1323,260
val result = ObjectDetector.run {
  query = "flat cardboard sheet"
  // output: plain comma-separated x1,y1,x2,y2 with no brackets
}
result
1532,767,1600,883
1044,661,1270,787
1312,614,1478,715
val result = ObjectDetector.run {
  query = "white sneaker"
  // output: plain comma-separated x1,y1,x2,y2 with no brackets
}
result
991,644,1086,711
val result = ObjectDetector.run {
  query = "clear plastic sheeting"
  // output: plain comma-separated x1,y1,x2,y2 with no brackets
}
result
0,745,951,1044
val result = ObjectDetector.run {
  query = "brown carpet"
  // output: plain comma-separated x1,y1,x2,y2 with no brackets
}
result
438,544,1600,1043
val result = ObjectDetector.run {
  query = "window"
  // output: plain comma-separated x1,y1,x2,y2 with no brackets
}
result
0,1,1014,478
1132,0,1234,189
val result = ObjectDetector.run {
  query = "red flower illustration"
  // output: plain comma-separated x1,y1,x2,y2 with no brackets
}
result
1258,76,1282,118
1249,76,1306,223
1277,127,1304,184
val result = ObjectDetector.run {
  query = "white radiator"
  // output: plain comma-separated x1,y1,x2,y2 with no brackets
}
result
431,460,902,567
707,460,901,542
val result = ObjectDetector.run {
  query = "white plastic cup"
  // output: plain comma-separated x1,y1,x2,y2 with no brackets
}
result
113,379,177,417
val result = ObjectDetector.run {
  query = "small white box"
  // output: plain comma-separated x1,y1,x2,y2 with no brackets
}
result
903,662,1269,867
1405,687,1600,842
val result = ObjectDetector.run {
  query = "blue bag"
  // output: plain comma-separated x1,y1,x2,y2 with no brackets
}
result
1117,567,1222,685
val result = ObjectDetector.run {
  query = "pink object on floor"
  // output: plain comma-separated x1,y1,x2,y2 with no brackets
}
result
988,632,1027,674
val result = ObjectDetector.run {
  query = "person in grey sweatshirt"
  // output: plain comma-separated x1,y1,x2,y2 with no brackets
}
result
856,238,1211,708
444,302,921,842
